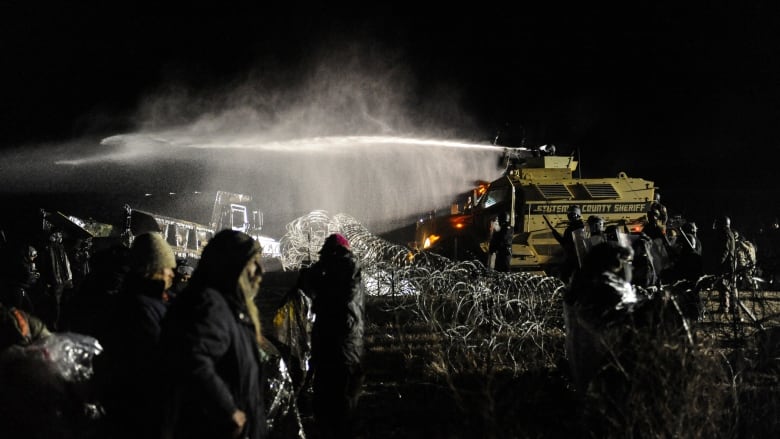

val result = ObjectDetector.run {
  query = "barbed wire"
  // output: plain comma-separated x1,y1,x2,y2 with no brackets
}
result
280,211,567,374
279,211,779,379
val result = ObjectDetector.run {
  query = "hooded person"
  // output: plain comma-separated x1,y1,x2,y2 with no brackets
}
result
169,258,195,301
488,211,513,272
299,233,365,439
564,241,640,393
97,232,177,439
159,229,268,439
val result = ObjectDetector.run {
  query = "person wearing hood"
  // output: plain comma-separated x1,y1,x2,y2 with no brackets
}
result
300,233,365,439
564,241,640,393
169,258,195,301
98,231,177,439
488,212,513,272
159,229,268,439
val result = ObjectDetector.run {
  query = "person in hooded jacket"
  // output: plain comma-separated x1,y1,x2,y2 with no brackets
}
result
97,232,177,439
564,241,640,393
159,229,267,439
168,258,195,302
300,233,365,439
488,212,513,272
0,243,40,313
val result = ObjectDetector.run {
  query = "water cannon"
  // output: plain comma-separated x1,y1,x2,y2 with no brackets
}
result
537,144,556,155
499,144,566,174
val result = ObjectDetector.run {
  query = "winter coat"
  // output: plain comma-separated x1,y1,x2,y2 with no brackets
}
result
159,229,267,439
551,219,585,280
565,247,642,393
667,232,704,283
97,274,169,439
488,224,513,272
303,248,364,367
160,286,266,439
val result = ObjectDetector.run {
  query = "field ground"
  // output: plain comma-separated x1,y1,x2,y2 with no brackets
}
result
260,271,780,439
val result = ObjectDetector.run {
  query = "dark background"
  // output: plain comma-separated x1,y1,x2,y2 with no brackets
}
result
1,2,779,238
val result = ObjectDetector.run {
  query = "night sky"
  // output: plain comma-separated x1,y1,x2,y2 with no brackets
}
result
1,3,779,237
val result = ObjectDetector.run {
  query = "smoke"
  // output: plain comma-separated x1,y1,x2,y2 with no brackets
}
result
0,42,506,236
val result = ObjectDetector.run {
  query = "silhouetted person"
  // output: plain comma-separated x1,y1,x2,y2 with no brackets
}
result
665,222,705,319
673,222,704,280
583,215,607,253
98,232,177,439
159,230,268,439
564,241,639,393
643,209,666,242
632,233,658,288
488,212,513,272
638,209,672,287
586,215,606,238
0,243,40,313
0,302,55,438
169,258,195,302
708,216,736,313
68,243,130,340
733,229,759,290
545,205,585,283
37,230,74,330
758,217,780,288
648,192,669,232
300,233,365,439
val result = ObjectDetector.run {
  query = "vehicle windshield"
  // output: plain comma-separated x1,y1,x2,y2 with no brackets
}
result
481,187,509,209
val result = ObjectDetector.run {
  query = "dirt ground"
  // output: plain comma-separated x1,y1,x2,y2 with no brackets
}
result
351,291,780,438
260,271,780,439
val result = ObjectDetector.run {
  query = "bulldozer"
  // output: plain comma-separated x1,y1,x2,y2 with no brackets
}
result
413,145,657,274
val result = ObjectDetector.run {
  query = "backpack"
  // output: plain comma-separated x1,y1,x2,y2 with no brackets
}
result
0,305,32,349
736,239,757,271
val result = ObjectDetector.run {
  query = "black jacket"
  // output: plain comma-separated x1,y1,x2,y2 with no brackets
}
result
96,273,168,439
551,219,585,279
303,248,364,367
159,230,267,439
160,286,266,439
488,224,513,272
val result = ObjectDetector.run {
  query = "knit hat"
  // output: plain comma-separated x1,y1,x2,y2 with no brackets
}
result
176,264,195,276
319,233,350,254
129,232,176,275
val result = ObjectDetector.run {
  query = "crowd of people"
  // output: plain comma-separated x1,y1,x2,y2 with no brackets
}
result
537,203,779,297
558,205,779,399
0,216,366,439
1,199,779,438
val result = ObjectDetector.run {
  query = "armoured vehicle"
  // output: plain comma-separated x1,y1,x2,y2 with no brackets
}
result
414,146,657,273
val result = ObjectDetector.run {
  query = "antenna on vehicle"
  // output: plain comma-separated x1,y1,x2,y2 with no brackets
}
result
520,125,526,149
576,146,582,179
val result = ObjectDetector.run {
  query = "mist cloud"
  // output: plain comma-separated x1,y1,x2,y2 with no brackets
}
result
1,41,505,236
